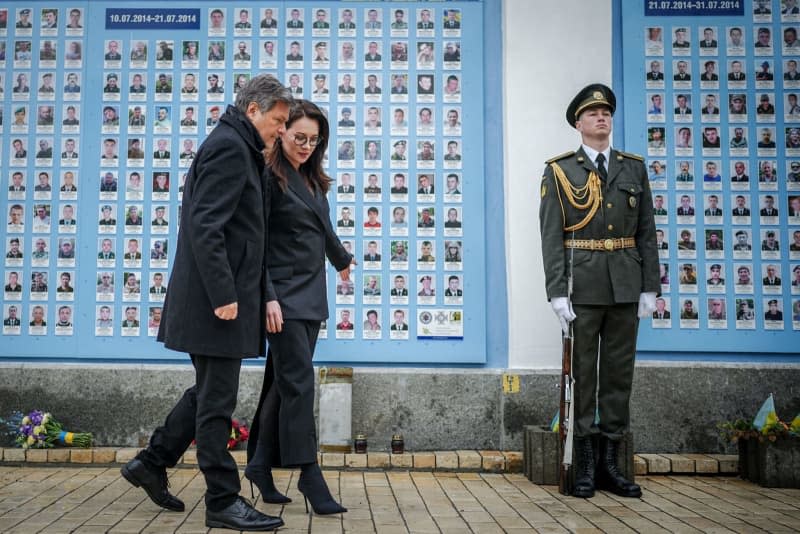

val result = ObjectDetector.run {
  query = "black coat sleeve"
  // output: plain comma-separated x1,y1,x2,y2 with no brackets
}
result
264,174,278,302
186,140,246,309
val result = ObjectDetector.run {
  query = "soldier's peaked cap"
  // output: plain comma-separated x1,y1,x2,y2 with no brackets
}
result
566,83,616,127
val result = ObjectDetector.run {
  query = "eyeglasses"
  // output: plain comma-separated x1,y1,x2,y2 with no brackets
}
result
291,134,323,147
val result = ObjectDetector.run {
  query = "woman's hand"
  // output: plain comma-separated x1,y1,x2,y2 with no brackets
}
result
266,300,283,333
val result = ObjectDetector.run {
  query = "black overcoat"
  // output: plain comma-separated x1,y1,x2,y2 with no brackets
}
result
158,106,268,359
263,167,352,319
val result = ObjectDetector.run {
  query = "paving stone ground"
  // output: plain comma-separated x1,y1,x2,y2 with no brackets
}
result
0,466,798,533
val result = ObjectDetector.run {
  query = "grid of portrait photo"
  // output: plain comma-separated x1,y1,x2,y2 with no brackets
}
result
3,6,85,337
93,26,191,338
2,4,472,344
641,2,800,332
284,5,465,341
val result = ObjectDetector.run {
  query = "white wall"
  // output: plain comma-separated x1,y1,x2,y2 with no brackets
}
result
504,0,613,368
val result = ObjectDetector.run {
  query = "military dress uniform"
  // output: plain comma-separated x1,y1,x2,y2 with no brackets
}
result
539,84,660,499
541,146,660,429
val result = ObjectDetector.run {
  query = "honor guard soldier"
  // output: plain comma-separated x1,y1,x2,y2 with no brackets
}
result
539,84,660,499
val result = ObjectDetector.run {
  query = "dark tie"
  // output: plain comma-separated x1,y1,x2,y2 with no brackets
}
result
596,154,608,181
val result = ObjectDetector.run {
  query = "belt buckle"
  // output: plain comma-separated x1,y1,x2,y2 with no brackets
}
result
603,238,614,251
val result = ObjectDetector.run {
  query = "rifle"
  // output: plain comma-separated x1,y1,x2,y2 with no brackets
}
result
558,320,575,495
559,237,576,496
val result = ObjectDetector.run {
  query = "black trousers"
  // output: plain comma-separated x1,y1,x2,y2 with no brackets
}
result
248,320,319,468
138,354,241,511
571,303,638,440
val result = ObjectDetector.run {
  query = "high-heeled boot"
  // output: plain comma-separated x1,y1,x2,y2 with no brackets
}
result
244,465,291,504
297,462,347,515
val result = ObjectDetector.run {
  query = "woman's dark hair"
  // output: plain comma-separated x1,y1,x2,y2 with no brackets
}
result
268,100,332,194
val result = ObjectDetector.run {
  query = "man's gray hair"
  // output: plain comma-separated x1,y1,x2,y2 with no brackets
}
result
235,74,292,113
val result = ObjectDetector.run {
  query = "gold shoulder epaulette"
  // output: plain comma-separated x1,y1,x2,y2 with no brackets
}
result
545,150,575,164
618,150,644,161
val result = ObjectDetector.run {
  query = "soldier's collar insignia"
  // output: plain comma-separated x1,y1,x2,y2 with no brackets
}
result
629,196,637,208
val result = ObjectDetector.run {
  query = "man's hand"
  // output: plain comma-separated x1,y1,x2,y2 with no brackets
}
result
214,302,238,320
637,292,658,318
266,300,283,333
339,259,358,281
551,297,576,334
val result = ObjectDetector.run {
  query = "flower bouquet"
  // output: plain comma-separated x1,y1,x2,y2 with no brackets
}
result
190,418,250,450
718,395,800,488
228,419,249,450
14,410,92,449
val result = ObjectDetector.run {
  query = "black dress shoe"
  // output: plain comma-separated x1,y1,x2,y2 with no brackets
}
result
121,458,185,512
205,496,284,531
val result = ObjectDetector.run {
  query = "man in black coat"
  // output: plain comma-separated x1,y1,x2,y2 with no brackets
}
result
121,74,291,532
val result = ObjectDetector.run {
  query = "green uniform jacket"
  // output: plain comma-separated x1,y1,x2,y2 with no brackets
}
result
539,147,660,305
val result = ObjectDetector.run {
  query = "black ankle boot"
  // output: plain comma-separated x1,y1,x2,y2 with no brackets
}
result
596,437,642,498
572,437,596,498
244,464,292,504
298,463,347,515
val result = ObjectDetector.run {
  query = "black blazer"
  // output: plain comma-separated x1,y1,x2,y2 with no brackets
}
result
158,106,268,359
265,167,352,321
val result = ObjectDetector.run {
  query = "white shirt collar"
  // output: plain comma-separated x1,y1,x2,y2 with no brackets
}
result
581,144,611,168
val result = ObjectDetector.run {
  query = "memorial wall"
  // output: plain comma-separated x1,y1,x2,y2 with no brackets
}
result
625,1,799,353
0,1,488,363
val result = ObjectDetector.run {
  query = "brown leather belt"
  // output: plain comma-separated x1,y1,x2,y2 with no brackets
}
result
564,237,636,251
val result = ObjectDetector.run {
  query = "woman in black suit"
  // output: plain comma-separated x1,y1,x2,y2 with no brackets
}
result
246,100,352,515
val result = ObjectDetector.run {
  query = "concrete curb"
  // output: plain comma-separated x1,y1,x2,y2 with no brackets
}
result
1,447,738,475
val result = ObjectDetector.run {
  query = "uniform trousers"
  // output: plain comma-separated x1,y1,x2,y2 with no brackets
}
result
250,319,320,469
138,354,241,511
571,303,638,440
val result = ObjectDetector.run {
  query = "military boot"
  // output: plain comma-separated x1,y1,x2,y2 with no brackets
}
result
596,437,642,498
572,437,596,498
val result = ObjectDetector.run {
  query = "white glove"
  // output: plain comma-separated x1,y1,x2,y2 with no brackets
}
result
551,297,576,334
638,292,658,318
